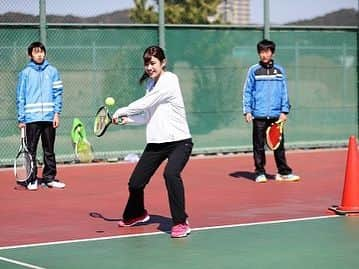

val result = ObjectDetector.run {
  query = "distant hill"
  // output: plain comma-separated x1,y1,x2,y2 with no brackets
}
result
0,9,132,24
286,8,358,26
0,8,357,26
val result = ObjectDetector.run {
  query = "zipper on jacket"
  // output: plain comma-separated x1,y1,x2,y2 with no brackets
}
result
39,67,44,120
266,68,272,117
266,88,271,117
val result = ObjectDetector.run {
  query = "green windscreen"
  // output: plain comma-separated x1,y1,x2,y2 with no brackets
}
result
0,26,357,165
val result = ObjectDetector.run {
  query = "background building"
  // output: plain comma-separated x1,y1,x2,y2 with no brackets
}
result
218,0,250,25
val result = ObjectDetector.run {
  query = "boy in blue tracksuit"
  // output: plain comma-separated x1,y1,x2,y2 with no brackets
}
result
243,39,300,183
16,41,66,190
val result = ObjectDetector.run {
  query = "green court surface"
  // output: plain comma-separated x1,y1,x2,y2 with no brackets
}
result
1,216,358,269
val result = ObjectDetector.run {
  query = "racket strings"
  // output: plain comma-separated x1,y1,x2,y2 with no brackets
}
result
95,110,107,131
267,123,283,150
269,126,281,140
15,152,32,181
94,107,111,136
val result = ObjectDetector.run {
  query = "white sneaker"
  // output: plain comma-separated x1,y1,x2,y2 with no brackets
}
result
255,174,267,183
27,180,38,191
275,173,300,182
47,180,66,189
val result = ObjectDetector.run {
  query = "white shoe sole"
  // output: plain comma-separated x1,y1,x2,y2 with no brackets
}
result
118,214,150,227
27,181,38,191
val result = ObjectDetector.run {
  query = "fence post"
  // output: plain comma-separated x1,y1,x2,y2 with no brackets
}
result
263,0,270,40
158,0,165,50
39,0,47,45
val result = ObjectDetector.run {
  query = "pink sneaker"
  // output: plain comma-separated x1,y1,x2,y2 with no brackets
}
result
118,210,150,227
171,222,191,238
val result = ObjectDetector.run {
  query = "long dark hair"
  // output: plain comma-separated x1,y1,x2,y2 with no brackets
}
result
139,45,166,84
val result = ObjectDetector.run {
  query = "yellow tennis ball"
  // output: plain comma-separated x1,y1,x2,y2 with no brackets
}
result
105,97,115,106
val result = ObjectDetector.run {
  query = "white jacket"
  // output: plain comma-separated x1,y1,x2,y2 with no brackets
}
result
113,71,191,143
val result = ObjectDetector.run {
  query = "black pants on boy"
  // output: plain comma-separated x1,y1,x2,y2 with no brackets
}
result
252,118,292,176
123,138,193,225
26,122,57,184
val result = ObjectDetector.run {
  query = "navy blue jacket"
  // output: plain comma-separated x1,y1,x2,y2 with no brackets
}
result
243,61,290,118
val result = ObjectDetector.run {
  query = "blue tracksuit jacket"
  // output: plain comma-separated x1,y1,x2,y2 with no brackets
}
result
242,61,290,118
16,60,63,123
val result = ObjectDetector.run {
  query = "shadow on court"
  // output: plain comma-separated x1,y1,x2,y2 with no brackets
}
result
89,212,172,233
229,171,276,181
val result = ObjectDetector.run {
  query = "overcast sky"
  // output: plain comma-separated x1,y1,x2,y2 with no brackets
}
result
0,0,357,24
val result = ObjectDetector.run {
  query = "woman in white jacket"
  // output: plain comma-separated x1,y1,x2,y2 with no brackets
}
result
112,46,193,238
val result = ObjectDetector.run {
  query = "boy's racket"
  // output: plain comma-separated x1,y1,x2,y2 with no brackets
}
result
93,105,113,137
266,119,284,150
14,127,34,182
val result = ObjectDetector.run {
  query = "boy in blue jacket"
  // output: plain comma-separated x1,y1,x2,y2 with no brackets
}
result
16,41,66,190
243,39,300,183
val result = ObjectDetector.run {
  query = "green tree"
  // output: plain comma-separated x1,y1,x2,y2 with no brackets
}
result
130,0,158,23
130,0,222,24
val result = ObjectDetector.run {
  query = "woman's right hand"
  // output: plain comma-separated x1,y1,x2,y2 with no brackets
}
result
113,116,128,125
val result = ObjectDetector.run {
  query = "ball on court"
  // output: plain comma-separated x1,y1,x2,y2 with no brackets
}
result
105,97,115,106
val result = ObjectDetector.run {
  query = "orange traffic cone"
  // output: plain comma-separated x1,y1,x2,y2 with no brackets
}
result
329,136,359,215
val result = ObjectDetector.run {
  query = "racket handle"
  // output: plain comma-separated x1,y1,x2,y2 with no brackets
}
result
20,127,26,139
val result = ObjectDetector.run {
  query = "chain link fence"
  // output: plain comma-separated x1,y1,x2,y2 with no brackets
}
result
0,1,358,166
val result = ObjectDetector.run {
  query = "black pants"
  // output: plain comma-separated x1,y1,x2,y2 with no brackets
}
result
252,118,292,176
123,138,193,225
26,122,57,183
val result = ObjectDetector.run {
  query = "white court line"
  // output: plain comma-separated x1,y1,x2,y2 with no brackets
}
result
191,214,340,232
0,215,339,251
0,256,46,269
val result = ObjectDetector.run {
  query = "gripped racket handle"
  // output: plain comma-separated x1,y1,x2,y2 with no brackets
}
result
20,127,25,139
20,127,27,148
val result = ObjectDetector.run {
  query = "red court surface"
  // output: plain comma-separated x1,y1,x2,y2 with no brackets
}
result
0,149,348,247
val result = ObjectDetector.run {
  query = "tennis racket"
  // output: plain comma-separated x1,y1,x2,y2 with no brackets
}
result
14,127,34,182
93,105,113,137
266,119,284,150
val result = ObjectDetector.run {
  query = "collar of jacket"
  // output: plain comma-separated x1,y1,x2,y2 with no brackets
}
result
259,60,274,69
28,59,49,71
